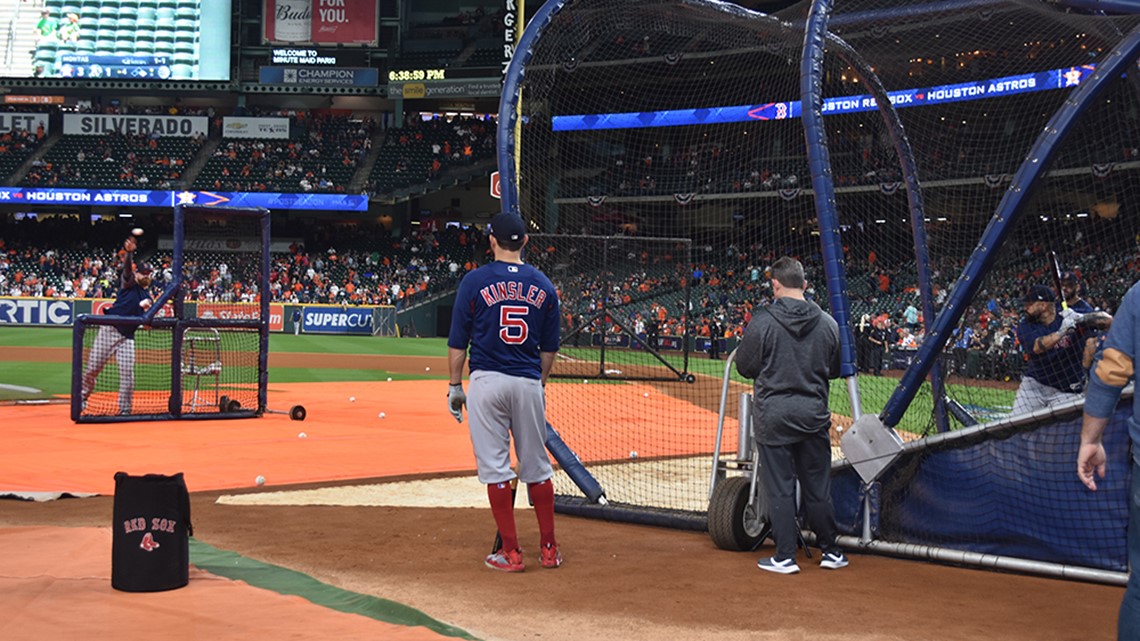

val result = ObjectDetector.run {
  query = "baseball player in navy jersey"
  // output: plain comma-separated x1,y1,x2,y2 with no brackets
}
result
447,212,563,572
1013,284,1111,415
81,236,154,415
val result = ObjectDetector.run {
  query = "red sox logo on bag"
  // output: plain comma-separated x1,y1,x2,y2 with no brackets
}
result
122,516,178,553
139,532,160,552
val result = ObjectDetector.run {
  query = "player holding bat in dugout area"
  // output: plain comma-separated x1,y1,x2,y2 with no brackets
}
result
446,212,563,572
81,235,154,416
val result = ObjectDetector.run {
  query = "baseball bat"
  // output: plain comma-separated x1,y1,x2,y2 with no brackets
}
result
490,477,519,554
1047,251,1067,311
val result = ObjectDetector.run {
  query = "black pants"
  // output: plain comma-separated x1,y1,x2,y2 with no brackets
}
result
869,347,883,375
760,431,840,560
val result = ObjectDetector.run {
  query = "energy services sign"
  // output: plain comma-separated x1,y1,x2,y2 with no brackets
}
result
259,66,379,86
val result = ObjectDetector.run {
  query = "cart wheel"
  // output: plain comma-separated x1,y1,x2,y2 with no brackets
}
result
218,395,230,412
289,405,307,421
226,399,242,413
708,476,769,551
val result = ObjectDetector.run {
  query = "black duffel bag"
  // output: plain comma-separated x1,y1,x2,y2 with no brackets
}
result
111,472,193,592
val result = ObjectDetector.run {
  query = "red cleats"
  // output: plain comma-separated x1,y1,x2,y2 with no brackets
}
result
485,548,524,572
540,543,562,569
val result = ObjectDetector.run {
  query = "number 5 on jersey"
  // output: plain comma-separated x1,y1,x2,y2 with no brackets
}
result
500,305,529,344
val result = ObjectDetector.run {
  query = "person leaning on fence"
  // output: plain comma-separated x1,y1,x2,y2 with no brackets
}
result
1077,277,1140,640
735,256,847,575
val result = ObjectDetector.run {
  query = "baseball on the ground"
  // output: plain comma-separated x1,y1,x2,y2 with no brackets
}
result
425,367,431,372
255,475,265,486
643,392,649,397
378,412,386,419
298,432,307,439
131,227,144,236
629,451,639,459
386,377,392,382
349,396,355,402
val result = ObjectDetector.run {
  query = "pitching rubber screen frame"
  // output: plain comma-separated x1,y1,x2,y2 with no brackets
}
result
71,205,270,423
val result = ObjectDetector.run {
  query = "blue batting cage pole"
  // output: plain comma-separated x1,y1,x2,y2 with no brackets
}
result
802,0,859,386
259,209,271,414
881,22,1140,427
496,0,570,219
170,204,186,417
827,34,949,433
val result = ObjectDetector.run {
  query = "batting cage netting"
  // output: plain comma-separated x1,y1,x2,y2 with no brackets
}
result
73,206,270,422
501,0,1140,577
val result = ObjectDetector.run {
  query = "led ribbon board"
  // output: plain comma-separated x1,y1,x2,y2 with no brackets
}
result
552,65,1094,132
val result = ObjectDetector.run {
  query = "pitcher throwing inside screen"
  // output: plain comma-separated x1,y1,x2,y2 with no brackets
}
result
447,212,563,572
81,236,154,416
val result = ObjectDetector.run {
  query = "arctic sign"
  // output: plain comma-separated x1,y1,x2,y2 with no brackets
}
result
0,298,73,325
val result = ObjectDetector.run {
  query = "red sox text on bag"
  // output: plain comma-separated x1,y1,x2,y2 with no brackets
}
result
122,516,178,534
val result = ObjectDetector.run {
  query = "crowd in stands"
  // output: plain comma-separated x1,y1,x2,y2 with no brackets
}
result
0,216,479,310
196,112,376,194
363,115,496,196
22,131,203,189
3,211,1138,390
0,125,47,182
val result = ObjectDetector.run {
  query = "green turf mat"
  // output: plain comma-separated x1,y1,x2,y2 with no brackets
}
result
189,538,479,640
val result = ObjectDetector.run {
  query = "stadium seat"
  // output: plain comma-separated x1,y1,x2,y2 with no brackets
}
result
174,21,197,38
153,29,176,44
156,7,175,21
174,6,196,20
170,63,193,79
37,39,59,56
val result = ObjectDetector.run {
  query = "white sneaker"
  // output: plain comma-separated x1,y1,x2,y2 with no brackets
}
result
756,556,800,574
820,551,849,569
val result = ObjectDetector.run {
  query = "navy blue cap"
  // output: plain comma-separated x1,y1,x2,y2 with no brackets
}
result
1023,284,1055,303
1060,271,1079,284
489,212,526,242
136,262,154,274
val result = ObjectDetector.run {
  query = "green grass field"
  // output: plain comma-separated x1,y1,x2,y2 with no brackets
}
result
0,327,451,398
0,326,1010,434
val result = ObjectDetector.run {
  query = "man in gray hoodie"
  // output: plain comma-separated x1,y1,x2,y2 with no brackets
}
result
735,256,848,574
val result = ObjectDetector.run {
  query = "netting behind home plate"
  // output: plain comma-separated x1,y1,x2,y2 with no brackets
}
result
529,234,724,523
502,0,1140,572
72,206,269,423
